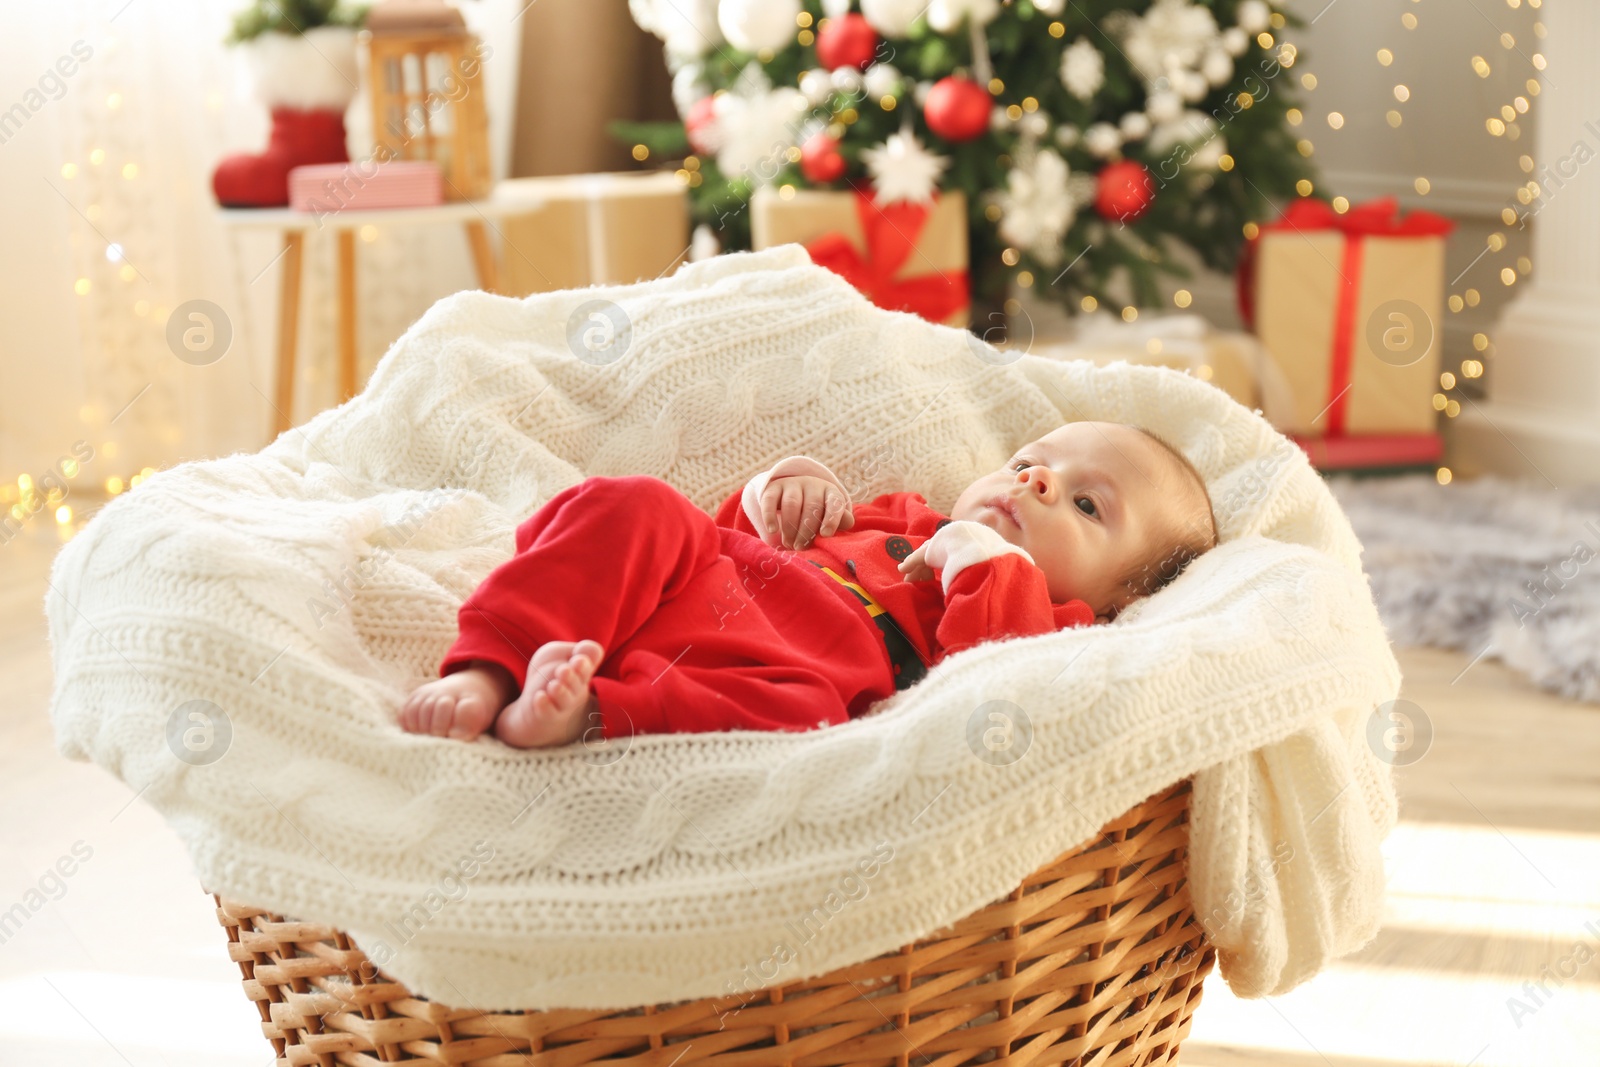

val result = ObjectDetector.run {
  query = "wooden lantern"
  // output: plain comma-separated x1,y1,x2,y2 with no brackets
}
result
362,1,491,201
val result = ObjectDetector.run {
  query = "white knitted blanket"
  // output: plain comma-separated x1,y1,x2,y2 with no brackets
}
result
47,246,1401,1011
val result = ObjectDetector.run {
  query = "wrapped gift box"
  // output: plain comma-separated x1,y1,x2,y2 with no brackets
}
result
497,172,690,295
288,161,443,212
1293,431,1443,472
751,185,969,328
1241,196,1454,436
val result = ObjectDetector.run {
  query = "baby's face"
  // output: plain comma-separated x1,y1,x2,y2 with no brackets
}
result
949,422,1202,619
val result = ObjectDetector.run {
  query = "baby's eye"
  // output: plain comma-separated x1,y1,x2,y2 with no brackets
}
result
1011,461,1029,472
1075,496,1097,517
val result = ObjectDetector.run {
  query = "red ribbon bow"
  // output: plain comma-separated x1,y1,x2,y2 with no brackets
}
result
804,184,969,324
1236,196,1455,435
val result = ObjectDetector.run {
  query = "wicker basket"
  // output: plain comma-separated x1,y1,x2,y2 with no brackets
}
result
207,779,1215,1067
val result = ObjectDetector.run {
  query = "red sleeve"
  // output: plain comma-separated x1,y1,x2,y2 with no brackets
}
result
712,483,755,535
934,554,1095,661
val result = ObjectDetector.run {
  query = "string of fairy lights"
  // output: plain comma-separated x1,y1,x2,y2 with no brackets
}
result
1431,0,1544,482
5,0,1548,541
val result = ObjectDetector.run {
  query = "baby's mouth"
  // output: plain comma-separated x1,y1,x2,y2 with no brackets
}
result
985,499,1020,527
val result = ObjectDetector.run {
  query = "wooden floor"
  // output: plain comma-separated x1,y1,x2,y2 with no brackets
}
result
2,516,1596,1066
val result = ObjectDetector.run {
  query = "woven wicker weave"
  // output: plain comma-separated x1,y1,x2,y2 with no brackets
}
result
208,778,1214,1067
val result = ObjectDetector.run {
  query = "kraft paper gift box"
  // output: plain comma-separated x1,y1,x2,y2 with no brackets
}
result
751,185,969,329
1242,196,1455,436
498,172,690,295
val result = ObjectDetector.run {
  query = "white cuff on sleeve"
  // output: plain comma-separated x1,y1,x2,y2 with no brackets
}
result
921,520,1036,596
740,456,852,540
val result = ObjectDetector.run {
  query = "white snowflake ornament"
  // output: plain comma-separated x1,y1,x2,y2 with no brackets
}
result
1122,0,1220,85
799,68,833,106
831,66,863,94
672,63,709,118
1060,38,1105,101
1149,111,1226,170
1084,121,1122,158
1147,87,1184,123
995,146,1074,268
718,0,800,53
632,0,721,61
862,129,950,205
863,63,902,100
713,67,808,182
927,0,1000,34
861,0,925,37
1237,0,1272,34
1202,47,1233,86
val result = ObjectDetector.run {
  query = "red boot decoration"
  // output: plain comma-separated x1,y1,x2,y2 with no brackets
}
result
212,108,351,208
213,25,359,208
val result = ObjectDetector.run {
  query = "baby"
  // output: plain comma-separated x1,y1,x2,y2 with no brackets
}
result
399,420,1217,748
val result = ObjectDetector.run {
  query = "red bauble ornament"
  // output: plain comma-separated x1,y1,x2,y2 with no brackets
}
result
923,76,991,142
685,95,718,156
800,132,847,183
1095,160,1156,223
815,13,878,71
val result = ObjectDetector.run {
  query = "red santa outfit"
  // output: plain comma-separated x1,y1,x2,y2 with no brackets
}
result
437,457,1094,740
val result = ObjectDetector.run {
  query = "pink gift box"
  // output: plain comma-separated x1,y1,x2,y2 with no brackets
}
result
288,160,443,212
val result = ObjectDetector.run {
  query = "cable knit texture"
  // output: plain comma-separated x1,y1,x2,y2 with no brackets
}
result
46,245,1401,1011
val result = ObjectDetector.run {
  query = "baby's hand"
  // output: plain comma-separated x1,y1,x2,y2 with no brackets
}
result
760,474,855,549
897,543,935,583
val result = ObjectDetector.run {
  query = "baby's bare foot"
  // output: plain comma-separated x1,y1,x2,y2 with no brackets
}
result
399,665,510,740
494,640,605,749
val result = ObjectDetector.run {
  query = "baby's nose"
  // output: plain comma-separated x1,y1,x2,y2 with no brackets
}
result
1019,469,1053,496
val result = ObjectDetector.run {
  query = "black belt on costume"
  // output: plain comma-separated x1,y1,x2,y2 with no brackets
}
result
806,558,928,692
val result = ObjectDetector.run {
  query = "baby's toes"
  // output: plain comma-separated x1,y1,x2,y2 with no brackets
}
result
530,688,558,720
426,695,459,736
528,663,559,696
553,664,583,698
448,695,484,739
406,693,436,733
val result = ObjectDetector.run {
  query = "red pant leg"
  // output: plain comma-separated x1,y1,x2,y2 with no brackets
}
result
441,475,875,738
442,475,719,684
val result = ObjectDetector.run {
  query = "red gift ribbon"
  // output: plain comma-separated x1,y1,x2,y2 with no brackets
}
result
1236,196,1455,434
804,183,970,324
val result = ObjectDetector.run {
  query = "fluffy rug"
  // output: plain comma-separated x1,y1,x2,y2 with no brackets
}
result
1329,474,1600,703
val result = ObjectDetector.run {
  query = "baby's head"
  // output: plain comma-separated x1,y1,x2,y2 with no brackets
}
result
950,421,1218,622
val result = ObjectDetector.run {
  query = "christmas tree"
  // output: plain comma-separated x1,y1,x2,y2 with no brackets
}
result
622,0,1314,322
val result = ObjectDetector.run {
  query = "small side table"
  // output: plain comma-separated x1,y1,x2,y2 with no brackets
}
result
218,188,544,437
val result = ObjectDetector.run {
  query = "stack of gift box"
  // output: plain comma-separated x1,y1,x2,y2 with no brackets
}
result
311,166,1450,480
1239,195,1454,473
744,186,1453,476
